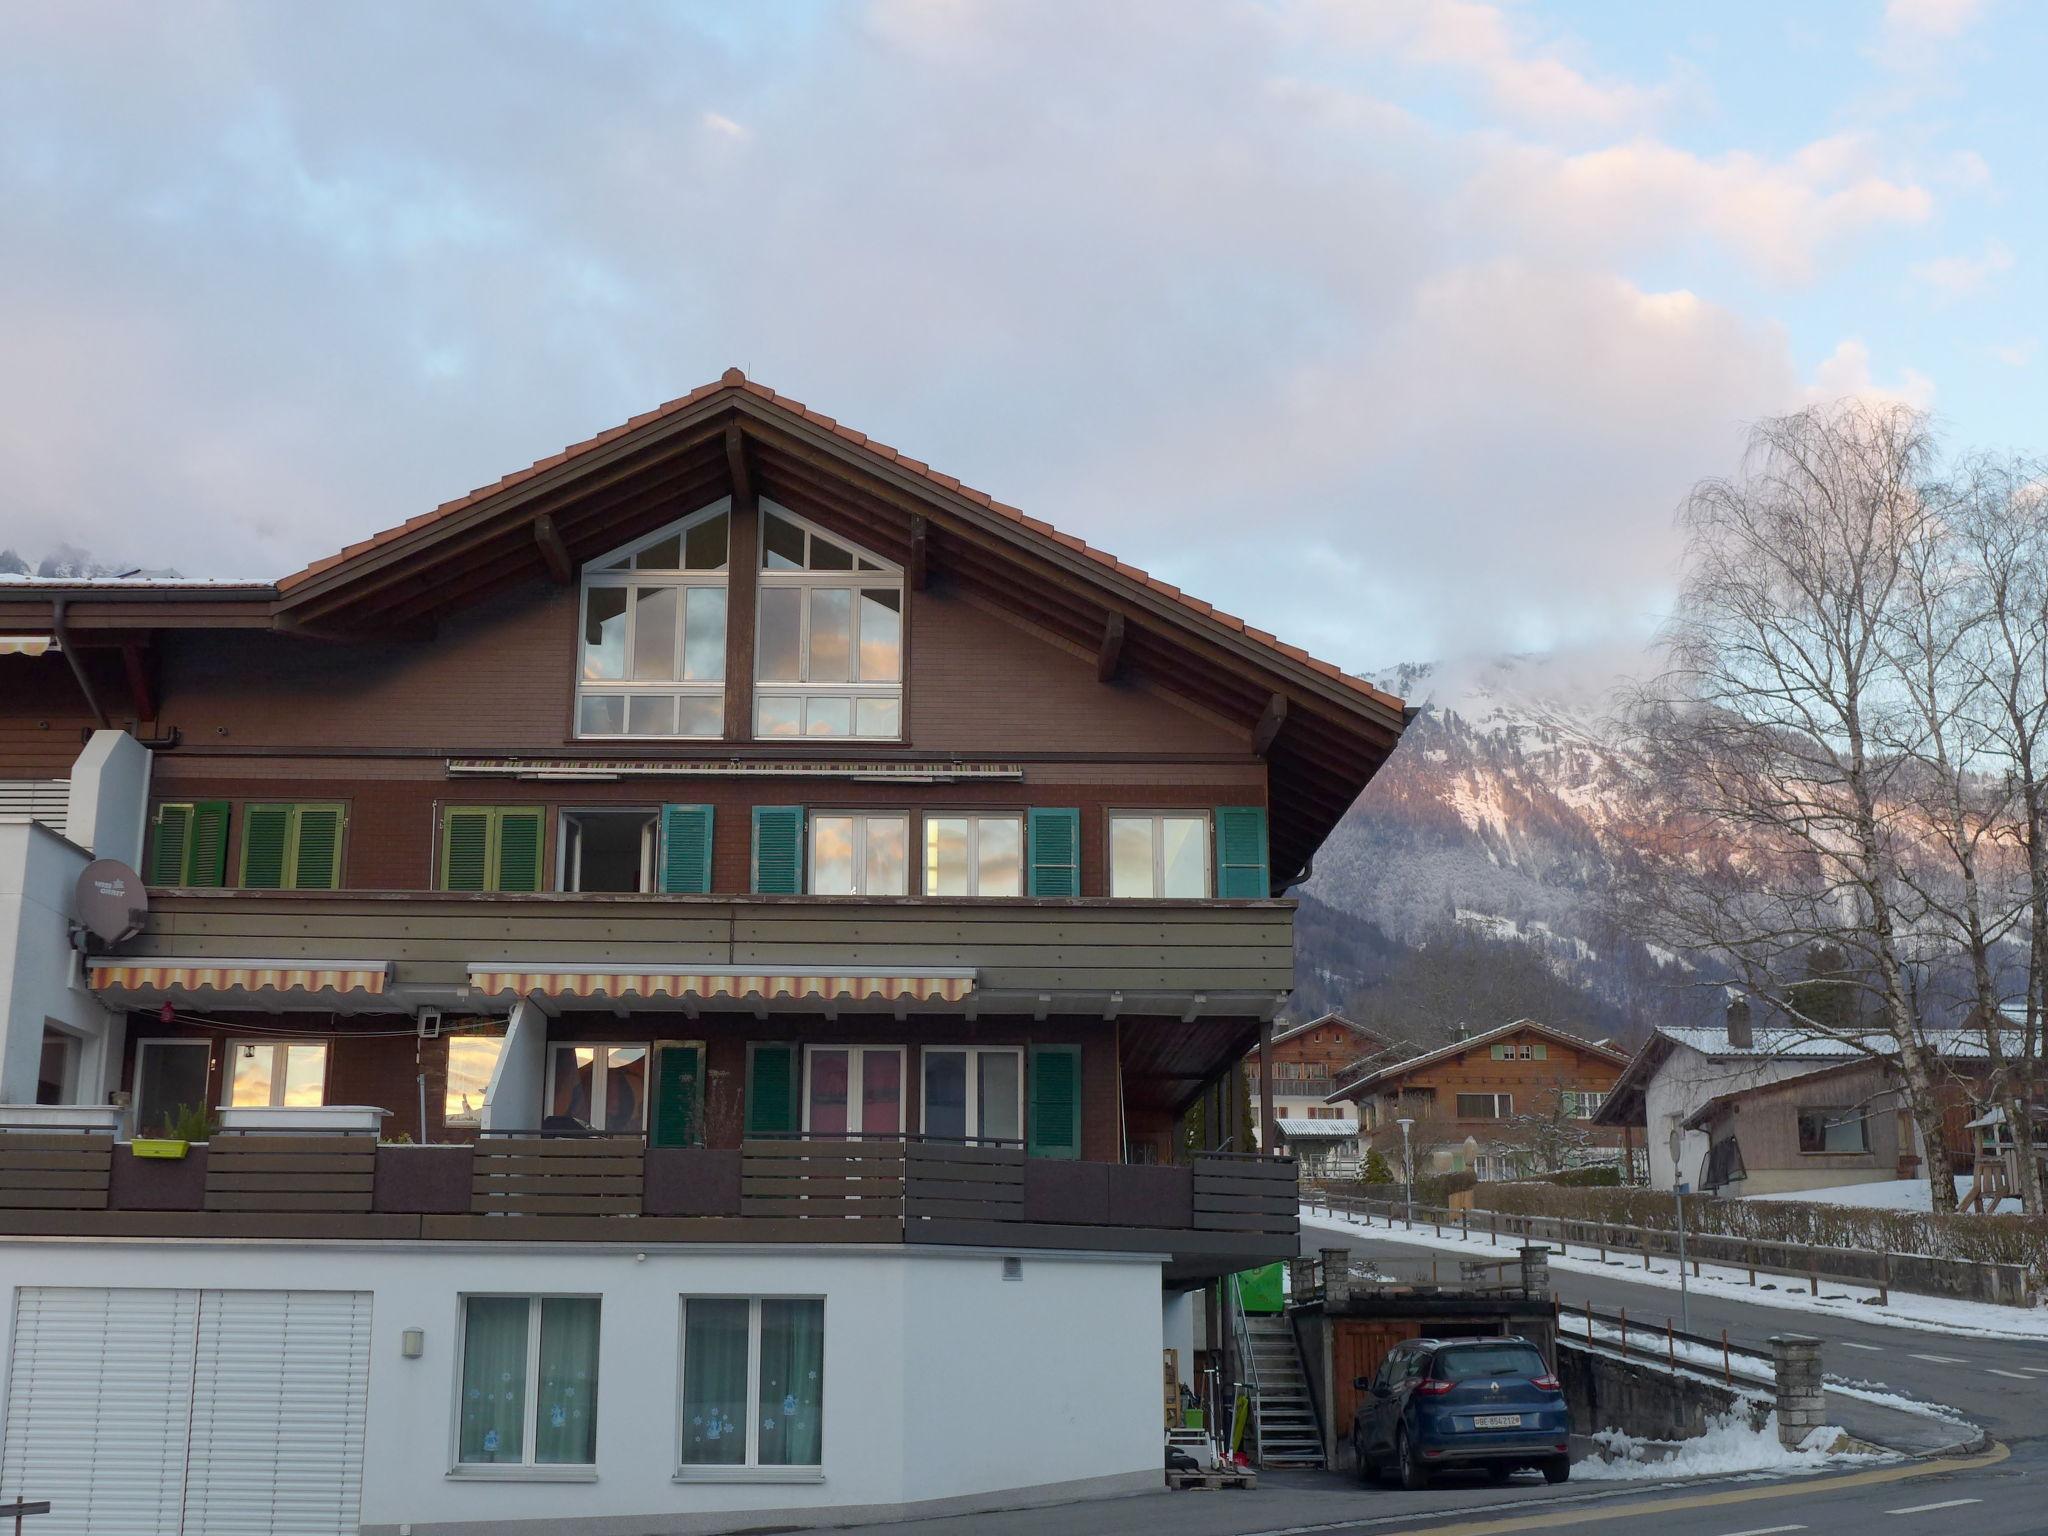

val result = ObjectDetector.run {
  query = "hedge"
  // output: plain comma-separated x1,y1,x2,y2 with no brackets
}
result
1465,1182,2048,1272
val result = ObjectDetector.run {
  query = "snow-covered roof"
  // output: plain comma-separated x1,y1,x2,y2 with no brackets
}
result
1276,1117,1359,1138
1325,1017,1628,1101
1652,1024,2017,1061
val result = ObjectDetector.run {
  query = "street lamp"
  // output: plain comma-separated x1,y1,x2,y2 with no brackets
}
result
1396,1117,1415,1229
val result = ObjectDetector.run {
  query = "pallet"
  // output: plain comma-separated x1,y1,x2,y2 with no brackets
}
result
1166,1468,1258,1491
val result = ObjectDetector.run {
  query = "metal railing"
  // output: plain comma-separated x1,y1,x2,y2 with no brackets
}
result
1554,1297,1772,1390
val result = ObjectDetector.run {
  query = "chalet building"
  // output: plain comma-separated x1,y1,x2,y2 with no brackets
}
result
1243,1012,1383,1175
1681,1057,1922,1197
0,371,1406,1536
1324,1019,1626,1181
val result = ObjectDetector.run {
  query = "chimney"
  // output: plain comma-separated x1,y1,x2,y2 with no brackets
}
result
1726,997,1753,1050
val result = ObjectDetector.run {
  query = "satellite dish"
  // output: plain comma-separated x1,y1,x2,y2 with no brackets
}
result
73,859,148,944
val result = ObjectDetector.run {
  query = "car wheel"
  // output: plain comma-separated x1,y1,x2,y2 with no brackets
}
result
1542,1456,1570,1485
1352,1430,1378,1484
1486,1463,1512,1484
1397,1430,1430,1491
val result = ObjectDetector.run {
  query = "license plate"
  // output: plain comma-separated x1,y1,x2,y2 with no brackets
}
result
1473,1414,1522,1429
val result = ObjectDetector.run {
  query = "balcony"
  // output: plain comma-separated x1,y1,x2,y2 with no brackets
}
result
0,1129,1297,1284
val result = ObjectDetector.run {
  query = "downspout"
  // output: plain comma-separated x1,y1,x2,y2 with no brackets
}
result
52,599,110,729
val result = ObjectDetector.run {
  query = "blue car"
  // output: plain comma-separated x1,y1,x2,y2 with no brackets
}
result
1351,1336,1571,1489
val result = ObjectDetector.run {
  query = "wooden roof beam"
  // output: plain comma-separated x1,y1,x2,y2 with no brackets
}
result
1097,612,1126,684
533,515,573,585
725,420,756,514
1252,692,1288,758
908,515,928,591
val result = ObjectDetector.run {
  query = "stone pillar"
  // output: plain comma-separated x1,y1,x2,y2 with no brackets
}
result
1770,1334,1825,1449
1321,1248,1352,1307
1289,1256,1316,1302
1519,1244,1550,1297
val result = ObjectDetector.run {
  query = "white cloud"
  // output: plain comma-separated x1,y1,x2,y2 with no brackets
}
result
1992,339,2036,368
1808,338,1936,408
700,111,749,140
1884,0,1984,41
1909,238,2014,301
1468,134,1932,284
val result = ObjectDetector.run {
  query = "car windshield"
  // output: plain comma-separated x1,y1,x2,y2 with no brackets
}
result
1433,1344,1546,1382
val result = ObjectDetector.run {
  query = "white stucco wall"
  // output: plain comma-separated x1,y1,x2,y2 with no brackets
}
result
1643,1043,1826,1190
0,1240,1163,1535
63,730,151,869
0,821,121,1105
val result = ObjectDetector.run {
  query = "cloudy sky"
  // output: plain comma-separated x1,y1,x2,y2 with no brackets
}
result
2,0,2038,673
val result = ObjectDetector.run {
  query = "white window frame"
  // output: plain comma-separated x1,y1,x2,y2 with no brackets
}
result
676,1295,826,1477
805,812,911,896
1563,1090,1605,1120
801,1044,907,1135
451,1292,601,1471
920,812,1025,898
546,1042,652,1133
754,501,904,742
917,1045,1025,1144
1455,1092,1512,1121
221,1038,329,1109
1108,810,1212,899
576,501,732,742
556,806,660,893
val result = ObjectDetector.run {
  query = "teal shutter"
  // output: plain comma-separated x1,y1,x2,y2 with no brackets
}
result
650,1043,703,1149
187,801,230,888
1213,806,1269,898
1026,808,1080,897
291,806,345,890
1028,1045,1082,1159
495,808,545,893
660,804,715,894
239,806,291,889
752,806,804,894
148,804,193,885
746,1044,799,1137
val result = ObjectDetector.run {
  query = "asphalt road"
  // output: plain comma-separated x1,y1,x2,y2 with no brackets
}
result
823,1217,2048,1536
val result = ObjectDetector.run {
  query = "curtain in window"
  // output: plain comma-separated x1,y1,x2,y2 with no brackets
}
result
459,1297,530,1464
534,1297,600,1464
758,1300,824,1466
924,1051,967,1140
682,1298,751,1465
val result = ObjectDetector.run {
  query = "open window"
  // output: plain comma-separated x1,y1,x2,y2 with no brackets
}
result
578,504,731,740
755,503,903,740
558,809,659,892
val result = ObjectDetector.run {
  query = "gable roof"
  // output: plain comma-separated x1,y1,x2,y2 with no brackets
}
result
1680,1056,1902,1132
1272,1011,1381,1050
1324,1018,1629,1102
0,370,1408,881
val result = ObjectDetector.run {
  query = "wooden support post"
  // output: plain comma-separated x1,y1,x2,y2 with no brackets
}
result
1258,1019,1276,1157
1096,611,1125,683
907,514,929,591
723,450,760,743
533,514,573,584
1252,692,1288,758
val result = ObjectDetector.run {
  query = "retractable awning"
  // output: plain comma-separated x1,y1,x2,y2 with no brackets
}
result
466,965,975,1004
0,635,55,657
88,959,394,997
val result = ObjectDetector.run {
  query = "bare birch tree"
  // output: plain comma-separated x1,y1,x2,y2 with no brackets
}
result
1619,401,1961,1209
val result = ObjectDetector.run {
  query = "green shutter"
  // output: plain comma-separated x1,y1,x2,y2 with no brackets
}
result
239,805,291,890
1214,805,1269,898
752,806,804,894
291,805,345,890
1026,808,1080,897
660,804,715,895
442,809,492,892
187,801,230,888
148,803,193,885
650,1042,703,1149
1028,1045,1082,1160
495,808,545,893
746,1043,798,1137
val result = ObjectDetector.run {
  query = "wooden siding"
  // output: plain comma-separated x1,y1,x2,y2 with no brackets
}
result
203,1133,377,1213
123,890,1294,997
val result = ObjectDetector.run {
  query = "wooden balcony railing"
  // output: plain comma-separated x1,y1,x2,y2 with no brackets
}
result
0,1128,1296,1278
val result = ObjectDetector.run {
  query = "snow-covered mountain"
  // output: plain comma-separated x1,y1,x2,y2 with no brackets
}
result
1296,646,1712,1035
0,544,182,580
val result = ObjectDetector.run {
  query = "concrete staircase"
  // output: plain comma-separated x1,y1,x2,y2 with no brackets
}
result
1244,1314,1325,1469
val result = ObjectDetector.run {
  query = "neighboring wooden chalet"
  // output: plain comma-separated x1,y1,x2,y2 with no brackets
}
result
1684,1057,1920,1196
0,371,1409,1534
1325,1019,1627,1180
1242,1012,1382,1175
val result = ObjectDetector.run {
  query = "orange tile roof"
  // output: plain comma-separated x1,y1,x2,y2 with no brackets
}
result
278,369,1403,713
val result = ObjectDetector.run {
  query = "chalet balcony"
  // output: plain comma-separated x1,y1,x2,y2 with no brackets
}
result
0,1129,1296,1284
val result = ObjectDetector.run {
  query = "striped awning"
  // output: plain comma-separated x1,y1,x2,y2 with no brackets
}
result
0,635,55,658
88,960,393,996
467,966,974,1004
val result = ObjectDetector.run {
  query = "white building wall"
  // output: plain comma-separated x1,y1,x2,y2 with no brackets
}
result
1643,1043,1825,1190
0,1240,1162,1535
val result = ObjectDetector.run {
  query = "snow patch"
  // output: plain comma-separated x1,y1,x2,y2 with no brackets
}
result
1746,1176,1975,1213
1574,1412,1882,1480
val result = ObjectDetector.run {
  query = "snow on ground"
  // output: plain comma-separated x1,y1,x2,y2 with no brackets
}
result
1746,1176,1976,1213
1302,1204,2048,1341
1574,1413,1884,1481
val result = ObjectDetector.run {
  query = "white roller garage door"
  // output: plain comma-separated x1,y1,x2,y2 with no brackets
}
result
0,1287,372,1536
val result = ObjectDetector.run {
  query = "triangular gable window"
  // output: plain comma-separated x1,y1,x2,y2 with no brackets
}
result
754,501,903,741
578,500,731,740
